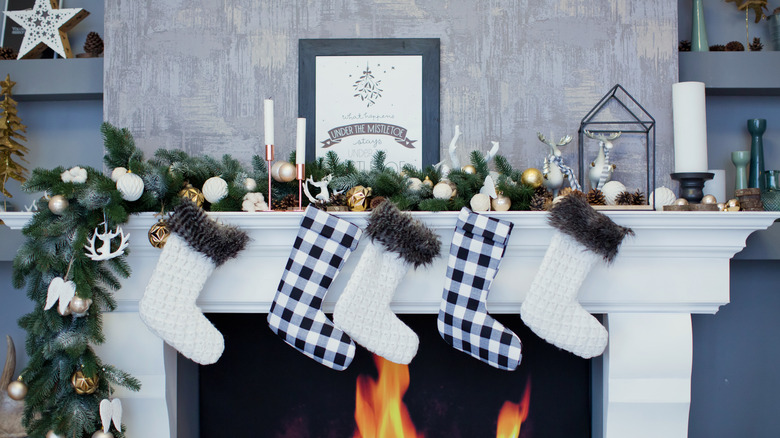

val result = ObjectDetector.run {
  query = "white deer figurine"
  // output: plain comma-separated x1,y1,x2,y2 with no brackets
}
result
585,130,621,191
302,174,333,203
537,132,580,195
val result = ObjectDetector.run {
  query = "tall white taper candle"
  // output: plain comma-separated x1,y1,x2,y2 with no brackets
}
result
264,99,274,146
296,118,306,164
672,82,708,172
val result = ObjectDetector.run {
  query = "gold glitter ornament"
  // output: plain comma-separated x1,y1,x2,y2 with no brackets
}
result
422,176,433,187
346,186,372,211
520,168,544,188
178,184,205,207
462,164,477,174
148,219,170,249
70,370,98,395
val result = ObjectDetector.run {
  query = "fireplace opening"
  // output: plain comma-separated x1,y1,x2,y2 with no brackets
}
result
197,314,591,437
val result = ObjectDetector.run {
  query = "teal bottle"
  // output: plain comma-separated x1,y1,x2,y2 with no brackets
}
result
747,119,767,190
692,0,709,51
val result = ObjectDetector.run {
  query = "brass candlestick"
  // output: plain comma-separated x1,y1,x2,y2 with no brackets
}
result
265,144,274,211
295,163,305,211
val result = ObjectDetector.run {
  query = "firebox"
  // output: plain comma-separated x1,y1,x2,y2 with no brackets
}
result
197,314,590,437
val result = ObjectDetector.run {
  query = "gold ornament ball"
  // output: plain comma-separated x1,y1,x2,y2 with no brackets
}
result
272,161,296,183
422,176,434,187
717,202,727,211
701,194,717,204
7,378,27,400
492,194,512,211
68,296,92,314
148,220,170,249
92,431,114,438
521,168,544,188
46,431,65,438
178,184,205,208
346,186,372,211
70,371,98,395
461,165,477,175
674,198,689,206
48,195,69,215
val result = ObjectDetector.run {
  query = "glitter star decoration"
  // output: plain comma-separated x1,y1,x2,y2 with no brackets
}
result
4,0,90,59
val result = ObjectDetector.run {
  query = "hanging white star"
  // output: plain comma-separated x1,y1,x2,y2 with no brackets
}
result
4,0,89,59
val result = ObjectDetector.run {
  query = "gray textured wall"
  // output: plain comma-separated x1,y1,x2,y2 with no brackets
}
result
104,0,677,192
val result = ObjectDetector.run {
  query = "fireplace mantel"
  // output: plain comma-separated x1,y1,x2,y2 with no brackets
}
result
2,210,778,438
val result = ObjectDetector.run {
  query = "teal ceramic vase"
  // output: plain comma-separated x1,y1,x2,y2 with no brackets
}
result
692,0,709,51
747,119,767,190
762,170,780,211
731,151,750,191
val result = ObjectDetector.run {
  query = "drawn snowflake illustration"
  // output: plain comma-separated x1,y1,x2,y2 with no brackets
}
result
352,64,383,107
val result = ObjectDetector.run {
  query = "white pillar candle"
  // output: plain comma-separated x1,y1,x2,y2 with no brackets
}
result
264,99,274,146
672,82,708,173
296,118,306,164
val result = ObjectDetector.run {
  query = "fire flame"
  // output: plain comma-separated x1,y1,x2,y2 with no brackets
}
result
353,355,423,438
495,381,532,438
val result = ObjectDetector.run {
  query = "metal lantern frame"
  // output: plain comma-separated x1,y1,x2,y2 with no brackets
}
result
577,84,656,205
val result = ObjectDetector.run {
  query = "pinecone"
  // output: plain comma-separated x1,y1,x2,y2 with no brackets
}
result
709,44,726,51
678,40,692,52
279,193,297,210
615,191,634,205
330,192,347,206
529,193,550,211
587,189,606,205
750,37,763,51
559,187,583,199
0,47,17,60
725,41,745,51
83,32,104,57
631,190,646,206
534,186,552,200
369,196,386,209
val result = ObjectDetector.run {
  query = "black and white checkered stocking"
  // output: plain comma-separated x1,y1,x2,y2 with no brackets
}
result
267,206,362,370
437,208,522,370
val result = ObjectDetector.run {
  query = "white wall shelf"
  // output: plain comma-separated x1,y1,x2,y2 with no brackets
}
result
0,58,103,101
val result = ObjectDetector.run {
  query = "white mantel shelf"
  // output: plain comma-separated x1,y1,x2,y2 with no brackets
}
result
2,210,778,438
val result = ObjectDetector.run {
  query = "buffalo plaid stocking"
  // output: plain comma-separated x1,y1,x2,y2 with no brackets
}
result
437,208,522,370
267,206,362,370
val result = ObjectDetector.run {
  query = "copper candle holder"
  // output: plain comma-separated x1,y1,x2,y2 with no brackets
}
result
295,163,305,211
265,144,274,211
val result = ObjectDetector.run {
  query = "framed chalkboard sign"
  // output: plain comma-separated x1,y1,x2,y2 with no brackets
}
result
299,38,440,171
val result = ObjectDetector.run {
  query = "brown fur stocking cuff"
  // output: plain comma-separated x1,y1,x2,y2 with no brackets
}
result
365,201,441,268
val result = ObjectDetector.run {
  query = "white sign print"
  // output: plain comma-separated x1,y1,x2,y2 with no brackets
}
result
315,55,423,171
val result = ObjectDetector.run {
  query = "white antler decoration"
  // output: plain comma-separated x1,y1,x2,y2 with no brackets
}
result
84,223,130,261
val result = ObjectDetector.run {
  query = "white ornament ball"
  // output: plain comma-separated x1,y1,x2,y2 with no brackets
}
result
46,431,65,438
116,172,144,202
110,167,127,182
470,193,491,212
408,177,423,192
244,177,257,192
271,161,296,183
648,187,677,211
602,181,627,205
48,195,69,215
202,176,229,204
92,431,114,438
432,181,453,200
7,379,27,400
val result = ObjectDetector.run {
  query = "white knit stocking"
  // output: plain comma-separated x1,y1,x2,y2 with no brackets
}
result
334,242,419,364
520,232,608,358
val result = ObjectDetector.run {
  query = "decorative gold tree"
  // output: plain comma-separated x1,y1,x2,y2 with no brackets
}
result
0,74,29,200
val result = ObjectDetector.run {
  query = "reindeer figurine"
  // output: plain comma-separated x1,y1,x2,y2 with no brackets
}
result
302,174,334,203
537,132,580,195
585,130,621,191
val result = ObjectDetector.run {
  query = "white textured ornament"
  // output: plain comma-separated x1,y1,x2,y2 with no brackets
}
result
61,166,87,184
110,167,127,182
407,177,423,192
648,187,677,210
4,0,89,59
432,181,453,200
116,172,144,202
601,180,626,205
202,176,229,203
244,177,257,192
45,277,76,316
242,192,268,212
470,193,491,212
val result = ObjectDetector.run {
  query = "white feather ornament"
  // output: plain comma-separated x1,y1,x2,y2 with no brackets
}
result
202,176,229,203
601,180,626,205
45,277,76,315
116,172,144,201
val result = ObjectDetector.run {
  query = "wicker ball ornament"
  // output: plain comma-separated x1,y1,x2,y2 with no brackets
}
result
470,193,491,212
148,220,170,248
71,371,98,395
7,377,27,400
202,176,228,203
178,184,205,207
116,172,144,202
48,195,69,215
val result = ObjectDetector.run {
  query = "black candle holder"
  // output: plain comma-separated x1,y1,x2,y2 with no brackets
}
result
671,172,714,203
